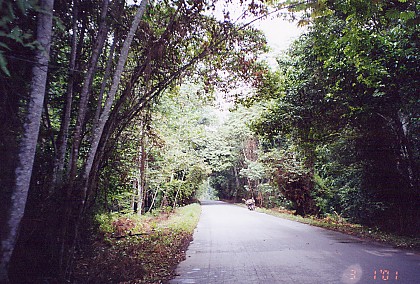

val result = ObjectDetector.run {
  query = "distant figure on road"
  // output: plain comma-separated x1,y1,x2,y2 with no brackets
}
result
242,198,255,210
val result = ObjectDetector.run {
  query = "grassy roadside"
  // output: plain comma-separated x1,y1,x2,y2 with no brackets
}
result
73,204,201,283
253,206,420,250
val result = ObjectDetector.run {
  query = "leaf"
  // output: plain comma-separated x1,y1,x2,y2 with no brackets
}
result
8,27,24,43
0,52,11,76
16,0,28,14
399,11,416,21
372,89,385,97
54,17,66,32
297,19,310,27
6,2,16,19
0,42,10,50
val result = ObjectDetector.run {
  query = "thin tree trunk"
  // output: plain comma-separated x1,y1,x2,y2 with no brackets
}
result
43,98,56,154
58,1,148,277
92,34,117,131
0,0,54,281
147,187,160,213
132,179,137,212
67,0,110,181
394,111,419,233
173,171,186,209
378,111,418,189
137,117,147,215
233,166,240,202
91,0,125,132
57,1,110,275
82,0,148,191
396,111,417,188
52,0,79,188
137,121,146,215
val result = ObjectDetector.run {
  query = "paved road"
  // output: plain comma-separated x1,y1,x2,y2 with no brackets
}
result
170,200,420,284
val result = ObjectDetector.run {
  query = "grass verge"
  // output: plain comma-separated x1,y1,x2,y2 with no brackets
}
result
73,204,201,283
254,206,420,250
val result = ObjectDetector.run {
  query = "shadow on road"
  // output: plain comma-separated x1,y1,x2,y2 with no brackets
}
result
199,200,231,206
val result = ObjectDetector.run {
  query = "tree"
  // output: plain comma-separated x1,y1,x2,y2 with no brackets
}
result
0,0,55,281
250,0,419,233
1,0,272,281
57,1,149,277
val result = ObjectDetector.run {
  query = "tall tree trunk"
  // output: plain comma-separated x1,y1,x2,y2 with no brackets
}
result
57,1,110,276
52,0,79,189
0,0,54,281
57,0,149,278
92,0,125,132
395,111,417,189
233,166,240,202
82,0,148,190
136,116,148,215
92,34,117,131
394,111,419,234
67,0,110,181
173,171,186,208
147,187,160,213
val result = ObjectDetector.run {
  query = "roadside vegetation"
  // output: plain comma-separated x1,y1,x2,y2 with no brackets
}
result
2,0,418,282
210,0,419,241
73,204,201,283
254,207,420,250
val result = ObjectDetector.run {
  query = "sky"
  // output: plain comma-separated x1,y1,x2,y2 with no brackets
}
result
255,16,303,51
212,0,305,66
126,0,305,110
126,0,304,58
253,16,304,66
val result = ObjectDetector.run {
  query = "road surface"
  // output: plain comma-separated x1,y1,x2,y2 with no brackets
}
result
170,200,420,284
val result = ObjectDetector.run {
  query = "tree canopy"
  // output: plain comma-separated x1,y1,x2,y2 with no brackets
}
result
0,0,269,281
249,0,419,232
1,0,419,282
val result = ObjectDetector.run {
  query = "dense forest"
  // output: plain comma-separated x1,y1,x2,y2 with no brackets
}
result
1,0,419,282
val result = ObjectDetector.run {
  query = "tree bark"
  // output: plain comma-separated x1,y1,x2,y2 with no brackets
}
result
82,0,148,190
396,111,417,188
92,34,117,131
92,0,125,132
136,115,148,215
67,0,110,181
52,0,79,188
173,171,186,208
147,187,160,213
56,1,110,276
0,0,54,281
57,1,149,277
233,166,240,202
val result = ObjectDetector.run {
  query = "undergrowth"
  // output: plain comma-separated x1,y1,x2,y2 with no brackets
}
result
255,206,420,250
72,204,201,283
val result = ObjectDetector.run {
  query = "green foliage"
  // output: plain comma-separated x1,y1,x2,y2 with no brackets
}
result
163,203,201,233
249,0,419,234
0,0,39,75
258,206,420,249
76,204,201,283
202,105,258,200
2,0,275,280
240,160,266,181
95,203,201,237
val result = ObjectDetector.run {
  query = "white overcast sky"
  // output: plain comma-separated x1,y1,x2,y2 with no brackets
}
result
254,17,303,52
126,0,304,108
212,0,305,65
253,16,304,67
127,0,304,54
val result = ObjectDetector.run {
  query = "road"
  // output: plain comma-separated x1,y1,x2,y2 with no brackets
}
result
170,200,420,284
